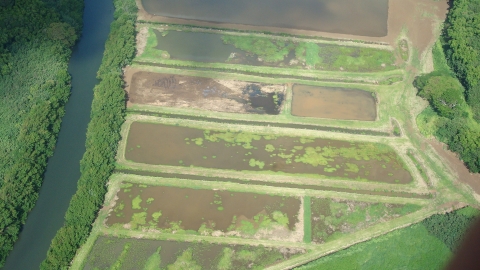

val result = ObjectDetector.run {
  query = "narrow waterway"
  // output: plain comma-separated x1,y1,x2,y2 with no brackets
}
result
2,0,114,268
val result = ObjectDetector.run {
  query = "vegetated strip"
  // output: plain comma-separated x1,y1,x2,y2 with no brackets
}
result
134,61,403,85
0,0,83,266
266,203,462,270
115,169,430,199
128,110,391,136
40,0,137,268
139,21,391,46
303,196,312,243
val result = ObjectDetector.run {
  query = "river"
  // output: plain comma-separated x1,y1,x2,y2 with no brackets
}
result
2,0,114,268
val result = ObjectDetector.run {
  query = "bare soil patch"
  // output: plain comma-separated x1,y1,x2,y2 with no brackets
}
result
124,67,285,114
429,140,480,195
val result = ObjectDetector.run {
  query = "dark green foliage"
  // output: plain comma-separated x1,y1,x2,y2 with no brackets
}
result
414,73,466,119
40,0,137,268
414,0,480,173
444,0,480,119
0,0,83,266
422,208,479,251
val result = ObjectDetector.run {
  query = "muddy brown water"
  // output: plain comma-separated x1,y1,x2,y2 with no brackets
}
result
127,71,283,115
84,236,302,269
292,85,377,121
107,184,300,231
142,0,388,37
125,122,412,184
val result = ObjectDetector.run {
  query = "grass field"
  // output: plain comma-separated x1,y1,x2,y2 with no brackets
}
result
296,223,451,270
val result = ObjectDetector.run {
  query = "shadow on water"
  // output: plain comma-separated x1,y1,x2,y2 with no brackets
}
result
2,0,113,268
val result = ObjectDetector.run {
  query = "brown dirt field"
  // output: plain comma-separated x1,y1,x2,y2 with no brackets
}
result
123,67,285,114
429,140,480,195
136,0,448,54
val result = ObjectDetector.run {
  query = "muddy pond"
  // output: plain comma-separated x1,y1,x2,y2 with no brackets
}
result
148,30,396,72
125,122,412,184
292,85,377,121
142,0,388,37
127,71,284,114
308,197,420,243
107,183,301,240
84,236,303,270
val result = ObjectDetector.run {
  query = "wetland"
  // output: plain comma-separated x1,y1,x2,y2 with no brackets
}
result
84,236,304,270
124,122,413,184
143,29,396,72
107,183,301,240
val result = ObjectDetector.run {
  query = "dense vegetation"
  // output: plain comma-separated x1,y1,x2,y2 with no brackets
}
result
414,0,480,173
421,207,479,251
40,0,137,268
0,0,83,266
444,0,480,120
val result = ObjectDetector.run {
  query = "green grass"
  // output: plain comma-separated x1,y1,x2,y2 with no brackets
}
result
303,196,312,243
222,35,294,62
297,223,451,270
310,197,422,243
143,247,161,270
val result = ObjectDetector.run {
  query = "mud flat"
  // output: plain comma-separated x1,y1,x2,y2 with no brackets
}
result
124,122,413,184
83,236,304,269
292,85,377,121
107,183,302,241
125,70,285,114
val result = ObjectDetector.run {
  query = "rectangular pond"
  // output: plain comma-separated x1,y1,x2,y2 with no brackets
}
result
291,85,377,121
146,29,396,72
124,122,413,184
142,0,388,37
107,183,301,241
83,236,304,269
127,71,285,115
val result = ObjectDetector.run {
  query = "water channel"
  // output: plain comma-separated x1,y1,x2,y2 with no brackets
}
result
2,0,114,268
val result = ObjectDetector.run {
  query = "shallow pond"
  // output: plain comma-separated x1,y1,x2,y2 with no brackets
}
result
150,30,395,72
84,236,303,269
125,122,412,184
142,0,388,36
106,183,300,235
292,85,377,121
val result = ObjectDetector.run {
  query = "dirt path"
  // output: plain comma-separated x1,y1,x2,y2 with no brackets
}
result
429,140,480,195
